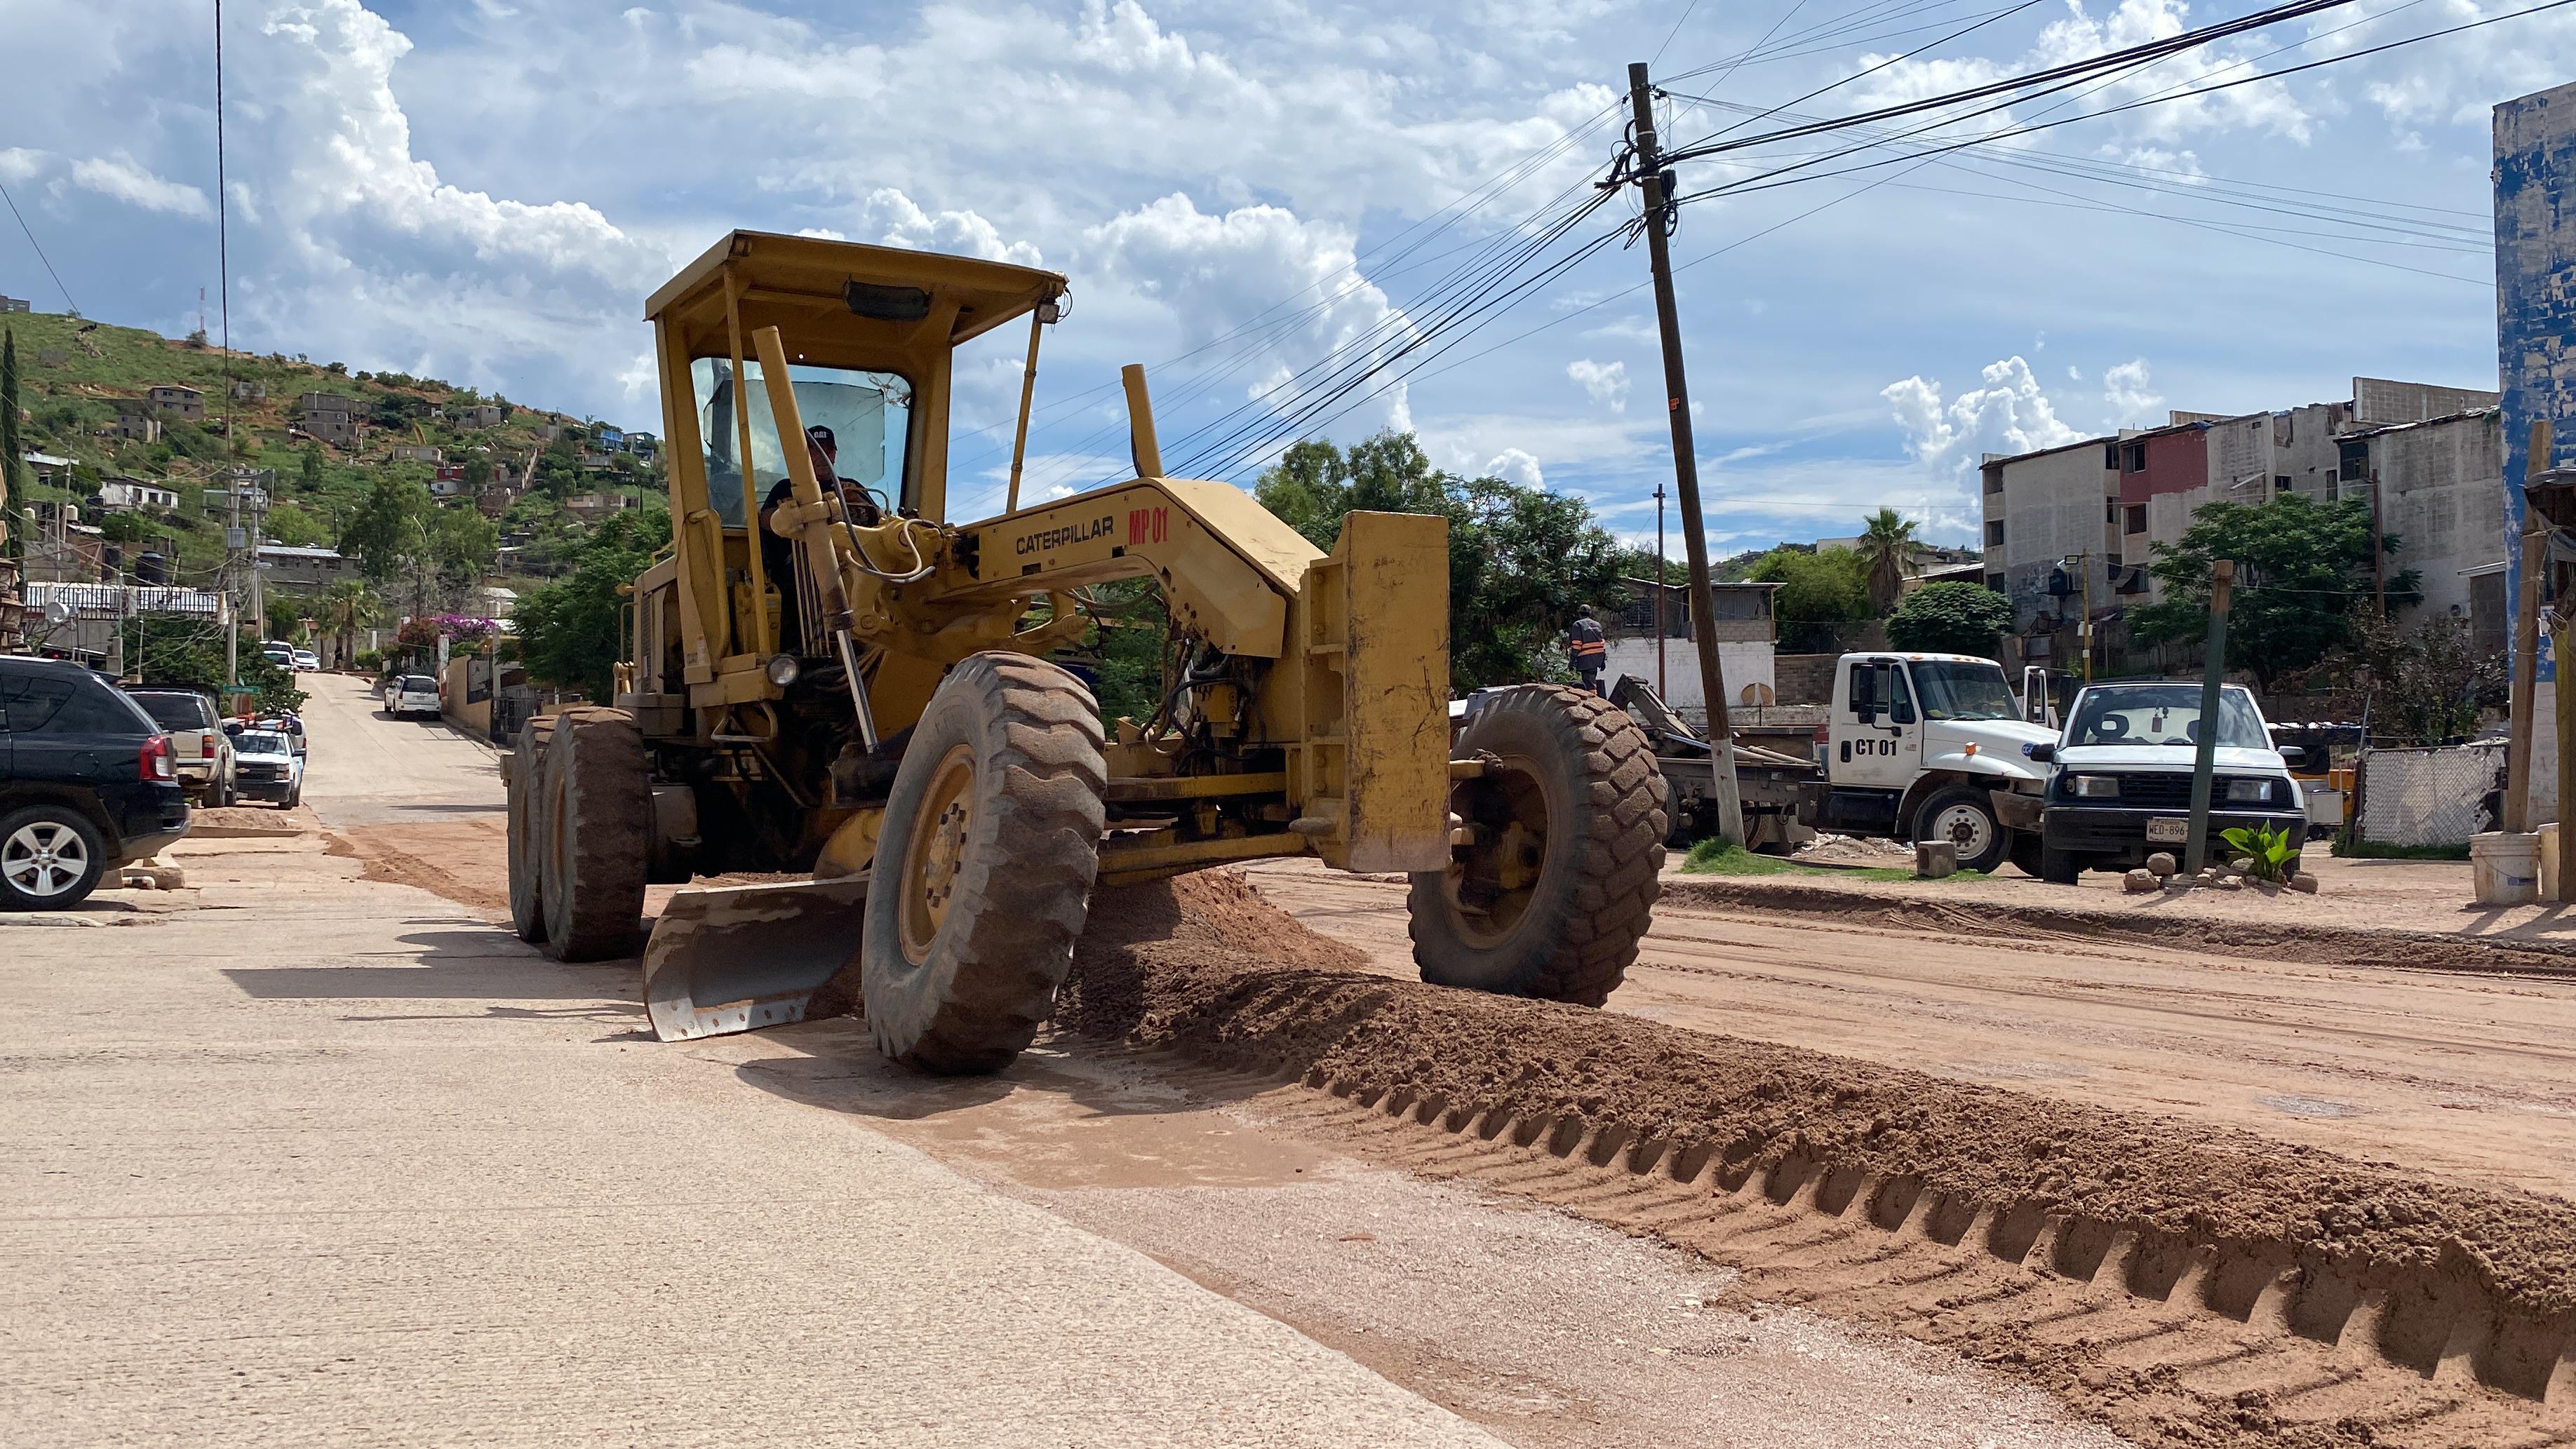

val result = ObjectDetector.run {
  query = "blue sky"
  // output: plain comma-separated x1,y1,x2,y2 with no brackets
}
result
0,0,2542,553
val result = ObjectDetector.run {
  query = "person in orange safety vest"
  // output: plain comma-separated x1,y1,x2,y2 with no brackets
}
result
1568,605,1606,696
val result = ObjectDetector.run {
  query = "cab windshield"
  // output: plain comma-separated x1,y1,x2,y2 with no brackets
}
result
692,358,913,526
2066,685,2269,749
1910,661,2018,722
238,732,288,756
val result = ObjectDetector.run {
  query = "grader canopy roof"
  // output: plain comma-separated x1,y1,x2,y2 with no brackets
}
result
645,230,1066,370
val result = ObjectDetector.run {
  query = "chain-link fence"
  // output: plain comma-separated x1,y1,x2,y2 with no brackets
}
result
2354,742,2505,848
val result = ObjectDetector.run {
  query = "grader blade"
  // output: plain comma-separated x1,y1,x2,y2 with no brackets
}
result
640,877,871,1042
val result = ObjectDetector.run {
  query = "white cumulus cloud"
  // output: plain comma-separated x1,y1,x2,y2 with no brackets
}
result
2102,358,2163,425
1566,358,1628,412
1881,356,2083,484
70,154,211,220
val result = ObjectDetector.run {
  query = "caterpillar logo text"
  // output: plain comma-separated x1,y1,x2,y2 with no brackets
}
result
1016,514,1117,558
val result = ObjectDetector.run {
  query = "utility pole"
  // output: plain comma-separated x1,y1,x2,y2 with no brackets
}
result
2182,557,2234,875
1655,480,1668,701
2507,420,2550,834
1626,60,1743,844
2368,466,2387,621
2077,548,2093,685
224,480,242,688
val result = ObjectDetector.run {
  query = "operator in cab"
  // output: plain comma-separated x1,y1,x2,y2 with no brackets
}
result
758,424,885,649
1568,605,1607,696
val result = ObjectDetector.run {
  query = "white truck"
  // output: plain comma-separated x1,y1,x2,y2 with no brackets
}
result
1809,652,2060,873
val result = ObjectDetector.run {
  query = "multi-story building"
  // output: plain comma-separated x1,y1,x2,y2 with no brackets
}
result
1980,377,2503,670
297,391,363,448
389,444,443,464
565,492,634,524
109,409,161,443
0,295,29,314
455,403,505,429
145,384,206,422
256,544,356,593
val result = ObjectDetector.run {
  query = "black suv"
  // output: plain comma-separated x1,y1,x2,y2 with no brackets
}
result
0,656,191,908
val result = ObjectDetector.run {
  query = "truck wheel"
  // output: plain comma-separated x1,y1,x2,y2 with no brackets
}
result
1914,786,2008,874
0,806,107,910
506,715,560,944
2039,841,2084,885
538,708,648,961
1408,684,1665,1007
861,653,1106,1074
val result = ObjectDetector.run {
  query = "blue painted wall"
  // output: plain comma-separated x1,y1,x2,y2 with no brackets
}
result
2495,81,2576,683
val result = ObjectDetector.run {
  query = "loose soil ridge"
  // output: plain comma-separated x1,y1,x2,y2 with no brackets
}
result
1661,876,2576,979
1056,872,2576,1449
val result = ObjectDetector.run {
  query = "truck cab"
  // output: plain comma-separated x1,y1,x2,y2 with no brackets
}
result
1820,653,2058,872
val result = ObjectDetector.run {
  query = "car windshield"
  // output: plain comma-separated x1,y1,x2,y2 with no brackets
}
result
1910,661,2018,722
130,693,210,729
2065,685,2269,749
238,732,288,755
692,357,913,525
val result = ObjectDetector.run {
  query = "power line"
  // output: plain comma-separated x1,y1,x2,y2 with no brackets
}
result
1652,0,1705,62
0,180,76,314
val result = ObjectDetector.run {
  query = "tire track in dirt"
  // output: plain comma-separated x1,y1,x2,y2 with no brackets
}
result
1058,872,2576,1449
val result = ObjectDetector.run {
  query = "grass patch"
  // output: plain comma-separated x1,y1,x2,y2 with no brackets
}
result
1681,840,1985,883
2329,836,2471,861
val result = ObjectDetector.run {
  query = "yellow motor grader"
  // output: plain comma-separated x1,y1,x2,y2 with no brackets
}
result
504,230,1667,1072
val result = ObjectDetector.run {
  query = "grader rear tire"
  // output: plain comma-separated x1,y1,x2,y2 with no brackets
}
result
1408,684,1666,1007
505,715,559,944
861,652,1106,1074
538,707,650,962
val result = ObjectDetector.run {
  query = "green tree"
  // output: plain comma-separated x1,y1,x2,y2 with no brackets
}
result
319,579,382,668
121,617,305,713
512,505,669,698
1885,581,2015,657
1855,506,1919,614
1252,431,1623,690
265,502,328,548
300,443,323,494
340,473,433,581
1749,544,1870,653
2130,494,2417,687
2326,612,2504,746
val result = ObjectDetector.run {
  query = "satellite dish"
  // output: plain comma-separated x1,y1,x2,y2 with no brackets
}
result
43,600,74,626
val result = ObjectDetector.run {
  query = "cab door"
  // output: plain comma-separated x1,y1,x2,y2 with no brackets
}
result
1829,659,1923,790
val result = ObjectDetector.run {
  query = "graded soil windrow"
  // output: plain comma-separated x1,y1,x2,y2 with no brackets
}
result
1659,875,2576,979
1055,872,2576,1449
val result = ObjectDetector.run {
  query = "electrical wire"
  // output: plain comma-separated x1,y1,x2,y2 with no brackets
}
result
0,181,76,314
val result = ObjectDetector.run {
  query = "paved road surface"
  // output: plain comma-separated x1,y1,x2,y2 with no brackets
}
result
1,677,2117,1448
1244,856,2576,1203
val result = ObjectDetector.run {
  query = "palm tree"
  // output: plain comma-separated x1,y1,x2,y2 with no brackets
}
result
321,580,381,669
1856,506,1919,614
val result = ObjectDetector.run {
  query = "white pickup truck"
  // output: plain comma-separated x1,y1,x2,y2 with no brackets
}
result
1810,652,2060,873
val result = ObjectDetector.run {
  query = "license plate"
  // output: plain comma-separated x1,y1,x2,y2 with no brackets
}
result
2145,816,2189,844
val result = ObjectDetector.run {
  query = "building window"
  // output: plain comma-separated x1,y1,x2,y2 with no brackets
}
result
1985,520,2006,547
2103,442,2120,469
2274,474,2292,495
2121,443,2146,472
2125,504,2147,534
1986,574,2006,593
1983,469,2004,495
2105,501,2120,525
2339,441,2368,482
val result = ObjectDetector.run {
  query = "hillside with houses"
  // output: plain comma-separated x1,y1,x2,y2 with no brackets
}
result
0,304,664,661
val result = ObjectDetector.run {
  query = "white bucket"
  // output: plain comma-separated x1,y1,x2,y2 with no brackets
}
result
2471,831,2542,907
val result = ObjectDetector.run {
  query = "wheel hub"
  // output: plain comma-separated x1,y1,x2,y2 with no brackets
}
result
898,746,979,964
4,823,86,898
1443,757,1550,947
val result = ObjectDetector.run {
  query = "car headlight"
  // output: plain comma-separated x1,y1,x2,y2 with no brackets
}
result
2071,775,2121,798
2226,778,2272,804
765,652,801,687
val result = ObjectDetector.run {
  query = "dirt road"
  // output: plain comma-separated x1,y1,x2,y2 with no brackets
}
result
1242,858,2576,1204
0,679,2118,1449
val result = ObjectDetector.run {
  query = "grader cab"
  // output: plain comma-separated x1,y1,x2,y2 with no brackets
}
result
504,230,1667,1072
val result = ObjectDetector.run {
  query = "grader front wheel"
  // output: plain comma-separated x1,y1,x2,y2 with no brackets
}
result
504,715,560,944
1408,685,1667,1006
537,706,650,962
861,652,1107,1074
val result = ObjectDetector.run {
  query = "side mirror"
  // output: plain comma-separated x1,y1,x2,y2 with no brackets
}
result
2277,745,2307,768
2027,742,2057,764
1890,701,1917,727
1849,668,1879,720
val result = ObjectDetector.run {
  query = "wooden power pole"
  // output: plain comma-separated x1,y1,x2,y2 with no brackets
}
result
2182,558,2234,876
1627,61,1743,845
2508,419,2551,833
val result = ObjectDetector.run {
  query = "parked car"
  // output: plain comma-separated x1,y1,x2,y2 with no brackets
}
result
290,649,320,673
1,656,192,909
231,729,304,809
384,675,441,720
124,687,237,807
262,642,295,669
2025,681,2309,883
